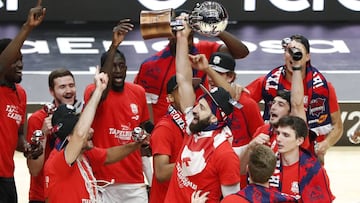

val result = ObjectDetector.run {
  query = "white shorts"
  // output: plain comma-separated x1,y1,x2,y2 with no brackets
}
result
101,183,148,203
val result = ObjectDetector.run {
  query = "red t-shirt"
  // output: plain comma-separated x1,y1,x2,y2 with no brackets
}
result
149,114,184,203
83,82,150,183
231,92,264,147
134,41,221,124
26,108,50,201
165,129,241,203
0,84,26,177
281,162,300,197
44,147,107,203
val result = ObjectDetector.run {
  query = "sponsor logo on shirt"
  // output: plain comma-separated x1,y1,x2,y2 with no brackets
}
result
6,104,22,125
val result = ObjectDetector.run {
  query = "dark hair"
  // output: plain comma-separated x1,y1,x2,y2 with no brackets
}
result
290,34,310,53
276,89,291,104
248,145,277,183
48,68,75,89
0,38,12,54
274,115,308,139
100,49,126,67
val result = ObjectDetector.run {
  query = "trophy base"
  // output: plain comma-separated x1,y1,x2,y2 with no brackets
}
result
140,8,175,40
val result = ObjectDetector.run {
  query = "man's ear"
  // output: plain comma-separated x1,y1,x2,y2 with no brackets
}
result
210,114,218,124
49,88,55,97
297,136,304,146
166,94,174,103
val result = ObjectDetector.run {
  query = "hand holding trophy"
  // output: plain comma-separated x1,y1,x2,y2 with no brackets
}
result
140,1,228,39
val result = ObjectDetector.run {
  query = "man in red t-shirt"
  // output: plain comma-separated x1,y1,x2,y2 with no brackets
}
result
26,68,79,203
246,35,343,164
83,20,153,202
0,1,45,202
164,19,240,203
134,9,249,125
272,116,335,203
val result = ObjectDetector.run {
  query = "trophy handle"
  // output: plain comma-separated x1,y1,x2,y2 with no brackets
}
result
140,8,176,40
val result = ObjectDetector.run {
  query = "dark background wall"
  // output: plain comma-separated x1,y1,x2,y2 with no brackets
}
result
0,0,359,22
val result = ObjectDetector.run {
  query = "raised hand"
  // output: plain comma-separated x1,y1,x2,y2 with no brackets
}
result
189,54,209,71
176,14,191,39
112,19,134,47
94,66,109,91
25,0,46,28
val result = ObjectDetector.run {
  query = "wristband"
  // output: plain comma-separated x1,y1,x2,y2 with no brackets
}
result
292,66,301,71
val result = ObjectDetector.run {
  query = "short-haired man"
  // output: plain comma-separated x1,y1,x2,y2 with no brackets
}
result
221,145,298,203
272,116,334,202
83,20,152,202
26,68,79,203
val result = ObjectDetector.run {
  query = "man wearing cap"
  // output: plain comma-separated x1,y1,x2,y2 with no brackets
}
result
149,75,200,203
134,9,249,125
164,17,240,203
246,35,342,164
191,52,264,188
44,69,149,203
200,52,264,156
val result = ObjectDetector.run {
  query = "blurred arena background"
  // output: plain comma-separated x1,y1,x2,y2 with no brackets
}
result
1,0,359,202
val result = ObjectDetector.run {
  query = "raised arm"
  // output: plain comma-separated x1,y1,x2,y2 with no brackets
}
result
100,19,133,100
189,54,235,98
176,18,196,112
0,0,45,74
289,64,306,122
101,19,133,75
64,68,108,164
217,31,249,59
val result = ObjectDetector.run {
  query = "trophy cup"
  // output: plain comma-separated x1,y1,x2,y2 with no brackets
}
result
140,1,228,40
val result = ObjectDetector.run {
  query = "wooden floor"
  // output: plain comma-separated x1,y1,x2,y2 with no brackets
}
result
14,146,360,203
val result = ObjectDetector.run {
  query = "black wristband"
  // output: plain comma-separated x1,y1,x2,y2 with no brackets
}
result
292,66,301,71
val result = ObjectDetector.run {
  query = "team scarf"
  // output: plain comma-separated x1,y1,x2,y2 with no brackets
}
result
237,184,298,203
270,148,334,202
262,64,332,136
137,44,207,98
167,104,186,133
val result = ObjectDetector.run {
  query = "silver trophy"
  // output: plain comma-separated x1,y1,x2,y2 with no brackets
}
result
188,1,228,37
140,1,228,39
